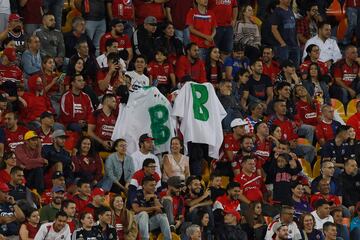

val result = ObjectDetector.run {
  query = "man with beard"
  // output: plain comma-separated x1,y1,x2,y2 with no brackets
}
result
0,14,26,53
99,18,132,63
261,46,280,83
254,122,272,167
39,186,65,224
7,166,34,205
4,112,28,151
273,223,290,240
340,159,360,214
34,211,71,239
232,136,256,176
34,13,65,68
184,176,214,229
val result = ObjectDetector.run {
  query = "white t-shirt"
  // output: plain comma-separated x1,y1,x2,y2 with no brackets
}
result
311,210,334,231
130,150,161,177
125,70,149,88
34,222,71,240
0,0,10,14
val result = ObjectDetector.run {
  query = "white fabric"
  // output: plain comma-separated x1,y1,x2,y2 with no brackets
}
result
265,219,302,240
172,82,227,159
96,54,127,71
34,222,71,240
130,150,161,177
302,35,342,63
125,70,149,88
112,86,176,156
311,210,334,231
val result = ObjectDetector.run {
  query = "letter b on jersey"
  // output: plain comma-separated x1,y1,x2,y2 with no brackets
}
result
191,84,209,121
148,104,170,145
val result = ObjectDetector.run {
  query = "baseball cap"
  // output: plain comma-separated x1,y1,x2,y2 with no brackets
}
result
52,130,68,139
110,18,126,27
224,209,241,222
230,118,247,128
40,111,56,120
273,222,287,232
8,13,22,22
92,187,105,197
0,182,10,192
52,185,65,193
314,199,333,209
167,176,184,188
52,171,64,179
139,133,155,143
144,16,157,25
3,48,17,62
24,131,40,141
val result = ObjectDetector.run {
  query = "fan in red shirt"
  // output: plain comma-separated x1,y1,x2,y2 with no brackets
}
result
261,47,281,83
41,171,66,206
133,0,166,25
234,156,266,204
253,122,272,167
107,0,135,22
186,0,217,51
294,85,321,127
35,111,56,146
213,181,241,212
70,179,92,215
60,74,94,131
315,105,342,146
175,43,206,83
310,178,341,209
99,19,133,62
83,188,106,219
4,112,28,151
347,101,360,140
61,199,77,234
300,44,328,78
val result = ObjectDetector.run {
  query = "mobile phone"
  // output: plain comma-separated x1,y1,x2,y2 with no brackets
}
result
57,73,66,84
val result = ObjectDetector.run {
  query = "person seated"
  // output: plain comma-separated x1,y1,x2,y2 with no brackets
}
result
3,112,28,152
132,16,157,61
290,181,312,220
300,44,329,78
232,136,256,176
214,209,248,240
72,136,103,186
208,172,226,203
315,105,342,146
224,44,250,81
39,186,65,224
298,213,324,240
275,60,301,86
331,208,350,240
7,166,34,206
97,38,127,70
131,175,172,240
310,179,341,209
83,187,106,219
0,152,18,184
311,199,334,231
35,111,57,147
34,211,71,239
340,159,360,213
19,208,40,240
21,36,42,76
125,55,149,88
41,171,66,206
347,101,360,141
71,179,91,214
72,212,102,239
14,131,47,194
241,201,268,240
61,199,77,234
350,203,360,240
261,46,280,83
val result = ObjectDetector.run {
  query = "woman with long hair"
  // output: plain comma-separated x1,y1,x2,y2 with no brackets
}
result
64,56,85,90
300,44,328,78
19,208,40,240
72,136,103,186
0,152,17,183
194,210,213,240
348,126,360,163
241,201,267,240
294,84,321,127
298,213,324,240
72,212,102,239
205,47,223,87
110,195,138,240
269,124,282,148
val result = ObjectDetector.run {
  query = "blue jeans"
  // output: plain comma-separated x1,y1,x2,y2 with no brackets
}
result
43,0,64,29
86,19,106,56
135,212,172,240
175,28,190,46
294,144,316,164
274,45,300,68
343,7,360,45
214,26,233,53
297,124,315,143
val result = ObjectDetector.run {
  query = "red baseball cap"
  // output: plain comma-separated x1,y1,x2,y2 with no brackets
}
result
0,182,10,193
3,48,17,62
8,13,22,22
224,209,241,222
92,187,105,197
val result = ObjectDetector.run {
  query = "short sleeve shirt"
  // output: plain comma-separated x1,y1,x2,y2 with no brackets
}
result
246,74,272,102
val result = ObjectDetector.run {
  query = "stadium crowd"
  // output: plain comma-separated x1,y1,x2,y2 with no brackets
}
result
0,0,360,239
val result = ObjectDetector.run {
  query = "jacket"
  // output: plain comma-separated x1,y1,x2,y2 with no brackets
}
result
132,25,156,60
111,210,138,240
215,224,248,240
302,79,331,105
103,153,134,186
60,90,93,126
14,143,46,170
34,26,65,58
340,171,360,207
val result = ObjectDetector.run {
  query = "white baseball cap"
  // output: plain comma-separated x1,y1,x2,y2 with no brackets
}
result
230,118,248,128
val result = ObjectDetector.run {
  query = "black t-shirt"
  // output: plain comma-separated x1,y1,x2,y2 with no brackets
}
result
0,203,19,236
8,32,25,52
73,227,104,240
246,74,272,102
271,7,297,47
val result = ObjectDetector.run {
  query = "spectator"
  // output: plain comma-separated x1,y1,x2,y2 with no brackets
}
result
302,62,331,105
234,5,261,62
193,210,212,240
125,55,149,88
224,44,250,81
8,166,34,205
331,208,350,240
209,0,237,59
204,47,223,86
0,152,17,183
72,212,102,239
265,205,301,240
347,101,360,141
340,159,360,212
84,187,106,218
34,13,65,69
19,207,40,240
348,127,360,163
261,46,280,83
0,14,26,53
232,136,255,176
291,181,312,220
38,56,63,101
302,21,342,66
14,131,47,193
244,102,264,134
175,42,206,83
311,160,342,198
294,84,321,128
186,224,202,240
3,112,28,152
109,195,138,239
241,201,267,240
298,213,324,240
253,122,272,166
21,36,42,76
35,111,56,147
214,209,248,240
154,22,184,65
39,185,65,223
19,0,42,35
315,105,341,146
34,210,71,240
72,136,103,185
271,0,300,66
162,137,190,182
296,3,321,48
273,223,290,240
0,181,25,238
275,59,301,86
133,0,166,25
311,199,334,231
208,172,225,203
350,203,360,239
130,134,161,175
41,171,66,206
71,179,91,214
132,16,157,60
106,0,135,37
267,81,295,119
61,199,77,233
300,44,329,78
310,179,341,209
322,222,338,240
42,130,73,187
331,45,359,104
131,175,172,240
97,38,127,70
60,74,94,132
63,16,96,58
186,0,217,60
342,0,360,45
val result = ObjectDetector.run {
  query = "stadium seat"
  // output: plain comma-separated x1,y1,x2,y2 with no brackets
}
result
157,232,181,240
221,176,230,189
331,98,347,121
342,218,350,229
346,99,359,117
299,158,312,178
312,158,321,179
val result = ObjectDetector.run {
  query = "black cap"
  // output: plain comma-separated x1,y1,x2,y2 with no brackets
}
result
139,134,155,143
186,175,202,186
167,176,184,188
281,59,295,68
314,199,334,208
110,18,126,27
40,111,55,119
52,171,64,179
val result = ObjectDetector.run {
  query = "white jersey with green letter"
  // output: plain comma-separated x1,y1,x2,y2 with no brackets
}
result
172,82,227,159
112,86,176,155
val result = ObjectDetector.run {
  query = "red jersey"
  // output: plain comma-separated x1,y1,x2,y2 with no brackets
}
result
310,193,341,209
72,154,103,182
110,0,134,21
40,73,59,95
295,100,320,126
71,194,91,214
0,64,23,84
23,222,40,239
232,153,262,172
219,133,240,163
129,169,161,189
300,60,328,76
21,93,53,123
0,169,11,183
347,113,360,140
254,136,271,166
112,214,125,240
186,8,217,48
35,128,53,146
234,171,264,202
147,61,174,85
213,194,241,211
60,90,94,126
134,0,165,25
315,120,341,142
208,0,237,26
99,32,131,54
268,115,298,141
96,70,122,95
262,60,281,83
333,59,359,87
88,109,117,141
159,192,185,219
4,126,28,151
175,56,206,83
